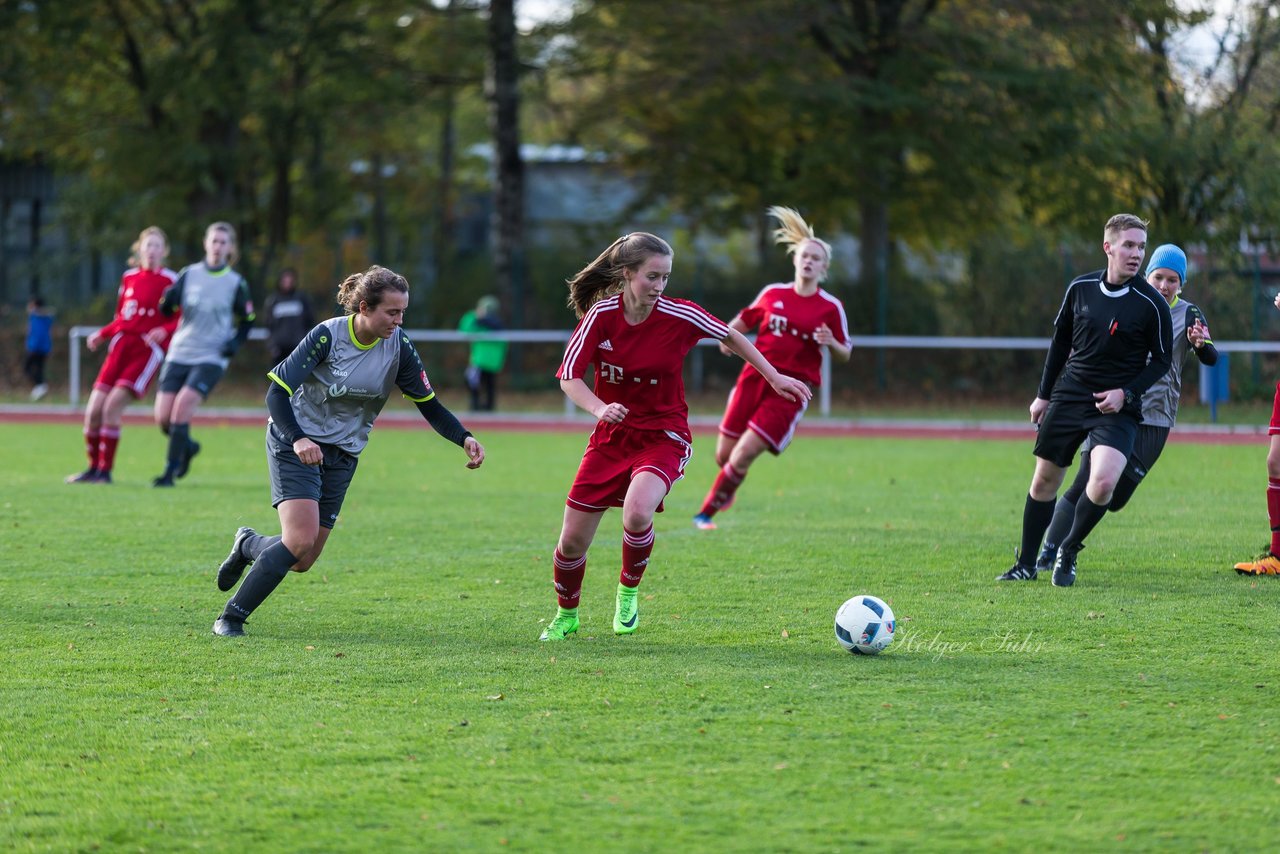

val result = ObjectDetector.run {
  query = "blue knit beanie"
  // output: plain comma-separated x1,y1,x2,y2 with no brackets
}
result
1145,244,1188,287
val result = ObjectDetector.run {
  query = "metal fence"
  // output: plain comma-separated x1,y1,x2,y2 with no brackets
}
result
65,326,1280,418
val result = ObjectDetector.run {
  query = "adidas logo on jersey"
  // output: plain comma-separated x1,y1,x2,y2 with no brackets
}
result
599,339,614,351
773,301,786,308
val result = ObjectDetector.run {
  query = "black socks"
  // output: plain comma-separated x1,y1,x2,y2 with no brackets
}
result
1019,495,1056,567
165,423,190,477
221,541,299,624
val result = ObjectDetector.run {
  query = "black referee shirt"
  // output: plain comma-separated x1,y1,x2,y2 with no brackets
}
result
1037,269,1173,404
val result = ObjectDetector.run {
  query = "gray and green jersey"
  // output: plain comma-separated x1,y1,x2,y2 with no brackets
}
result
267,315,435,456
1141,297,1212,429
163,262,255,368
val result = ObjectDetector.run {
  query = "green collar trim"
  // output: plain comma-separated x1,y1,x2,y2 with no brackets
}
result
348,314,378,350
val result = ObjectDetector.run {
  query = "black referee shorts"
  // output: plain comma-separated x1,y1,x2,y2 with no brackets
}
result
1082,424,1171,484
1034,398,1140,469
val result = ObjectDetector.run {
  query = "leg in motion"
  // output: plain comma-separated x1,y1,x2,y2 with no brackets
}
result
615,473,665,635
1052,445,1125,587
997,457,1065,581
540,507,605,641
1235,434,1280,576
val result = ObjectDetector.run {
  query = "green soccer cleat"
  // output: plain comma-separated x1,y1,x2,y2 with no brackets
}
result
539,610,579,641
613,585,639,635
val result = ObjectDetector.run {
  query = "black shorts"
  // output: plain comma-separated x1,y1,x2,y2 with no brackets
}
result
1084,424,1170,484
1034,398,1140,468
266,426,359,529
158,361,226,398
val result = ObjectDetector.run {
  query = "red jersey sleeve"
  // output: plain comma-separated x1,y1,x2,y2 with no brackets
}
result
556,301,609,381
825,292,850,346
734,285,775,332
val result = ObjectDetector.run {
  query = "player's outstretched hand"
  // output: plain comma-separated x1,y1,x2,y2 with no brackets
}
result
463,436,485,469
771,374,812,403
1187,319,1209,349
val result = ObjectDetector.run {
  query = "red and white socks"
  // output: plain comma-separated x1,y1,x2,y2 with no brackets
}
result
699,462,746,519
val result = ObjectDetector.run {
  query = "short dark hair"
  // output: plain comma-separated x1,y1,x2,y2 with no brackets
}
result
1104,214,1148,242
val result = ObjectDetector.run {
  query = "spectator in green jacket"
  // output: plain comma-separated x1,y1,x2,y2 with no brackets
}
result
458,295,507,411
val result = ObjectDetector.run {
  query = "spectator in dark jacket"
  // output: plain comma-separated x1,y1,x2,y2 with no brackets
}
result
264,268,315,365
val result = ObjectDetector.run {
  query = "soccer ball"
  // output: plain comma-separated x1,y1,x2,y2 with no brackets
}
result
834,595,895,655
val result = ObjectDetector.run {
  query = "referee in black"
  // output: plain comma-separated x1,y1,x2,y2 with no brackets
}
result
998,213,1173,587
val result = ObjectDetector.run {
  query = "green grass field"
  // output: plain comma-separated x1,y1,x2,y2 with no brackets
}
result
2,420,1277,851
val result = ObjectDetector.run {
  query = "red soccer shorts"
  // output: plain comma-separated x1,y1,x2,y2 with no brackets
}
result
566,422,693,512
718,369,809,454
94,334,166,399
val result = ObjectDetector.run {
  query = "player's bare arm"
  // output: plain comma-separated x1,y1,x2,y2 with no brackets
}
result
721,329,812,403
718,317,750,356
560,377,628,423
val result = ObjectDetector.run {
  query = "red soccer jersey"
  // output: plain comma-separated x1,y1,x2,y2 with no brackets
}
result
735,283,849,386
557,295,730,435
97,267,181,340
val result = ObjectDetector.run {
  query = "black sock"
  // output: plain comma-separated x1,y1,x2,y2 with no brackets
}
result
1042,496,1076,554
1018,495,1056,566
166,423,189,474
243,532,282,561
221,541,298,623
1062,496,1109,551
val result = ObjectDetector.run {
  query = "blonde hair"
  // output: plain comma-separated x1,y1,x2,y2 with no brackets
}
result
336,265,409,314
128,226,169,268
566,232,673,318
1104,213,1148,243
768,206,831,281
205,221,239,266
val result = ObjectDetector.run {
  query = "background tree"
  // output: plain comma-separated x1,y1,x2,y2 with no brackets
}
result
486,0,527,330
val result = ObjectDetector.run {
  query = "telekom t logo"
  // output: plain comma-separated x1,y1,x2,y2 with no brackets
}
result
767,316,788,336
599,361,625,384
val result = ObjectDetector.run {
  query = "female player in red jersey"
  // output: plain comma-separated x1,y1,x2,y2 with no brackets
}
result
693,206,851,529
540,232,811,641
1233,289,1280,577
66,226,179,484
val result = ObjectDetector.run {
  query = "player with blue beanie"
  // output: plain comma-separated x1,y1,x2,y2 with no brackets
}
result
1035,242,1217,576
1146,244,1187,287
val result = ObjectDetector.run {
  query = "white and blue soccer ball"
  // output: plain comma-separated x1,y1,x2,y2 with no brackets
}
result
834,595,895,655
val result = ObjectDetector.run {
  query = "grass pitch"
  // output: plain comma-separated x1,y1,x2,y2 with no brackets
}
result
1,420,1277,851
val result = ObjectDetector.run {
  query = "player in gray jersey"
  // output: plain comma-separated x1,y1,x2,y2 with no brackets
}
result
1035,244,1217,573
210,265,485,637
152,222,255,486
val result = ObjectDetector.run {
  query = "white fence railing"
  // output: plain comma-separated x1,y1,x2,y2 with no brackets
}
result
67,326,842,416
66,326,1280,416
